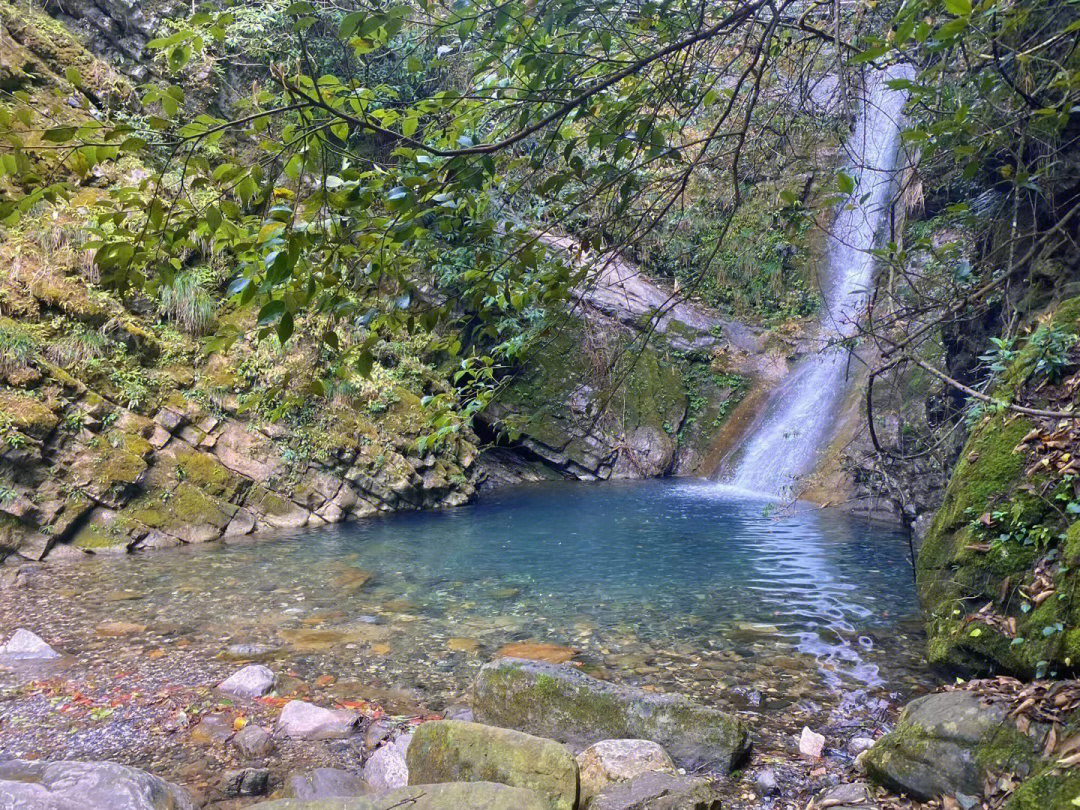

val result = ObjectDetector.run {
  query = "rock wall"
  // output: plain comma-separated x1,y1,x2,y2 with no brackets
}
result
1,377,478,562
478,312,747,485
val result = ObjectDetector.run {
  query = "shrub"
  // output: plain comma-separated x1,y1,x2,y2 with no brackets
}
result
158,271,215,335
47,325,108,368
0,319,40,374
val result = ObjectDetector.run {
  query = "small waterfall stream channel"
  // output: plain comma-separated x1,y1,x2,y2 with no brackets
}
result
0,69,933,810
722,65,913,498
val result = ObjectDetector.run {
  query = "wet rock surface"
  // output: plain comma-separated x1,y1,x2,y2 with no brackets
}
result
575,739,676,804
406,719,579,810
253,781,553,809
286,767,368,800
276,701,360,740
363,739,410,792
589,771,722,810
0,758,196,810
218,664,276,699
472,658,751,771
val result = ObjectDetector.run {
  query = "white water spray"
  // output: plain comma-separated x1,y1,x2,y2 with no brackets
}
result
722,65,912,497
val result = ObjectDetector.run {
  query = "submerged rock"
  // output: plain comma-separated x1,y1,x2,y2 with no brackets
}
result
222,767,270,797
589,771,721,810
233,724,275,759
191,714,235,746
218,664,276,698
0,628,61,661
576,739,676,804
496,641,577,664
287,768,368,800
251,781,550,809
406,720,578,810
471,659,750,772
799,726,825,758
0,759,196,810
753,768,779,797
276,700,359,740
864,691,1037,801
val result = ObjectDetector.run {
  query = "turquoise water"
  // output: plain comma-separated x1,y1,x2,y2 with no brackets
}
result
11,479,930,720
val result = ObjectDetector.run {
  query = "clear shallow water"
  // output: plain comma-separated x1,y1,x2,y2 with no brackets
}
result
10,480,930,722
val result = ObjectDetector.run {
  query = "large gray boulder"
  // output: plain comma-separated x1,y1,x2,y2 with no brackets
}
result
251,781,550,809
0,759,196,810
589,772,721,810
406,720,578,810
472,659,750,772
864,691,1037,801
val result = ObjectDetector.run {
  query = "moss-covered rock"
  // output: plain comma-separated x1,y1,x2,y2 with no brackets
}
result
0,392,59,438
471,659,750,773
406,720,578,810
917,411,1060,676
864,691,1038,802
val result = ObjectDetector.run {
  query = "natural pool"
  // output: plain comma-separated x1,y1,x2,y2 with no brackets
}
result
3,480,932,719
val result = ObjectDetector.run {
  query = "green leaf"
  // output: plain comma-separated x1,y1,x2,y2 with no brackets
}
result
944,0,971,15
43,127,77,143
276,311,294,343
339,11,365,38
356,350,374,378
836,170,855,194
257,300,285,326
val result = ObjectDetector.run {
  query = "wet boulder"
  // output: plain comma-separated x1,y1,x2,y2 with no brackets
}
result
250,781,550,809
406,720,578,810
364,738,410,792
0,759,196,810
864,691,1037,801
576,739,676,805
472,659,750,772
589,771,721,810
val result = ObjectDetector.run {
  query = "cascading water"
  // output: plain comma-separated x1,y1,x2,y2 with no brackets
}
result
721,65,912,497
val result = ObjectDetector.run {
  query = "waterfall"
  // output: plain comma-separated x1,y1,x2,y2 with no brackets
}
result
720,65,912,497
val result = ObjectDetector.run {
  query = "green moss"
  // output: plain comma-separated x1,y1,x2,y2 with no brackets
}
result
174,448,242,500
1007,769,1080,810
71,524,129,551
0,392,58,435
95,444,148,486
245,485,291,516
